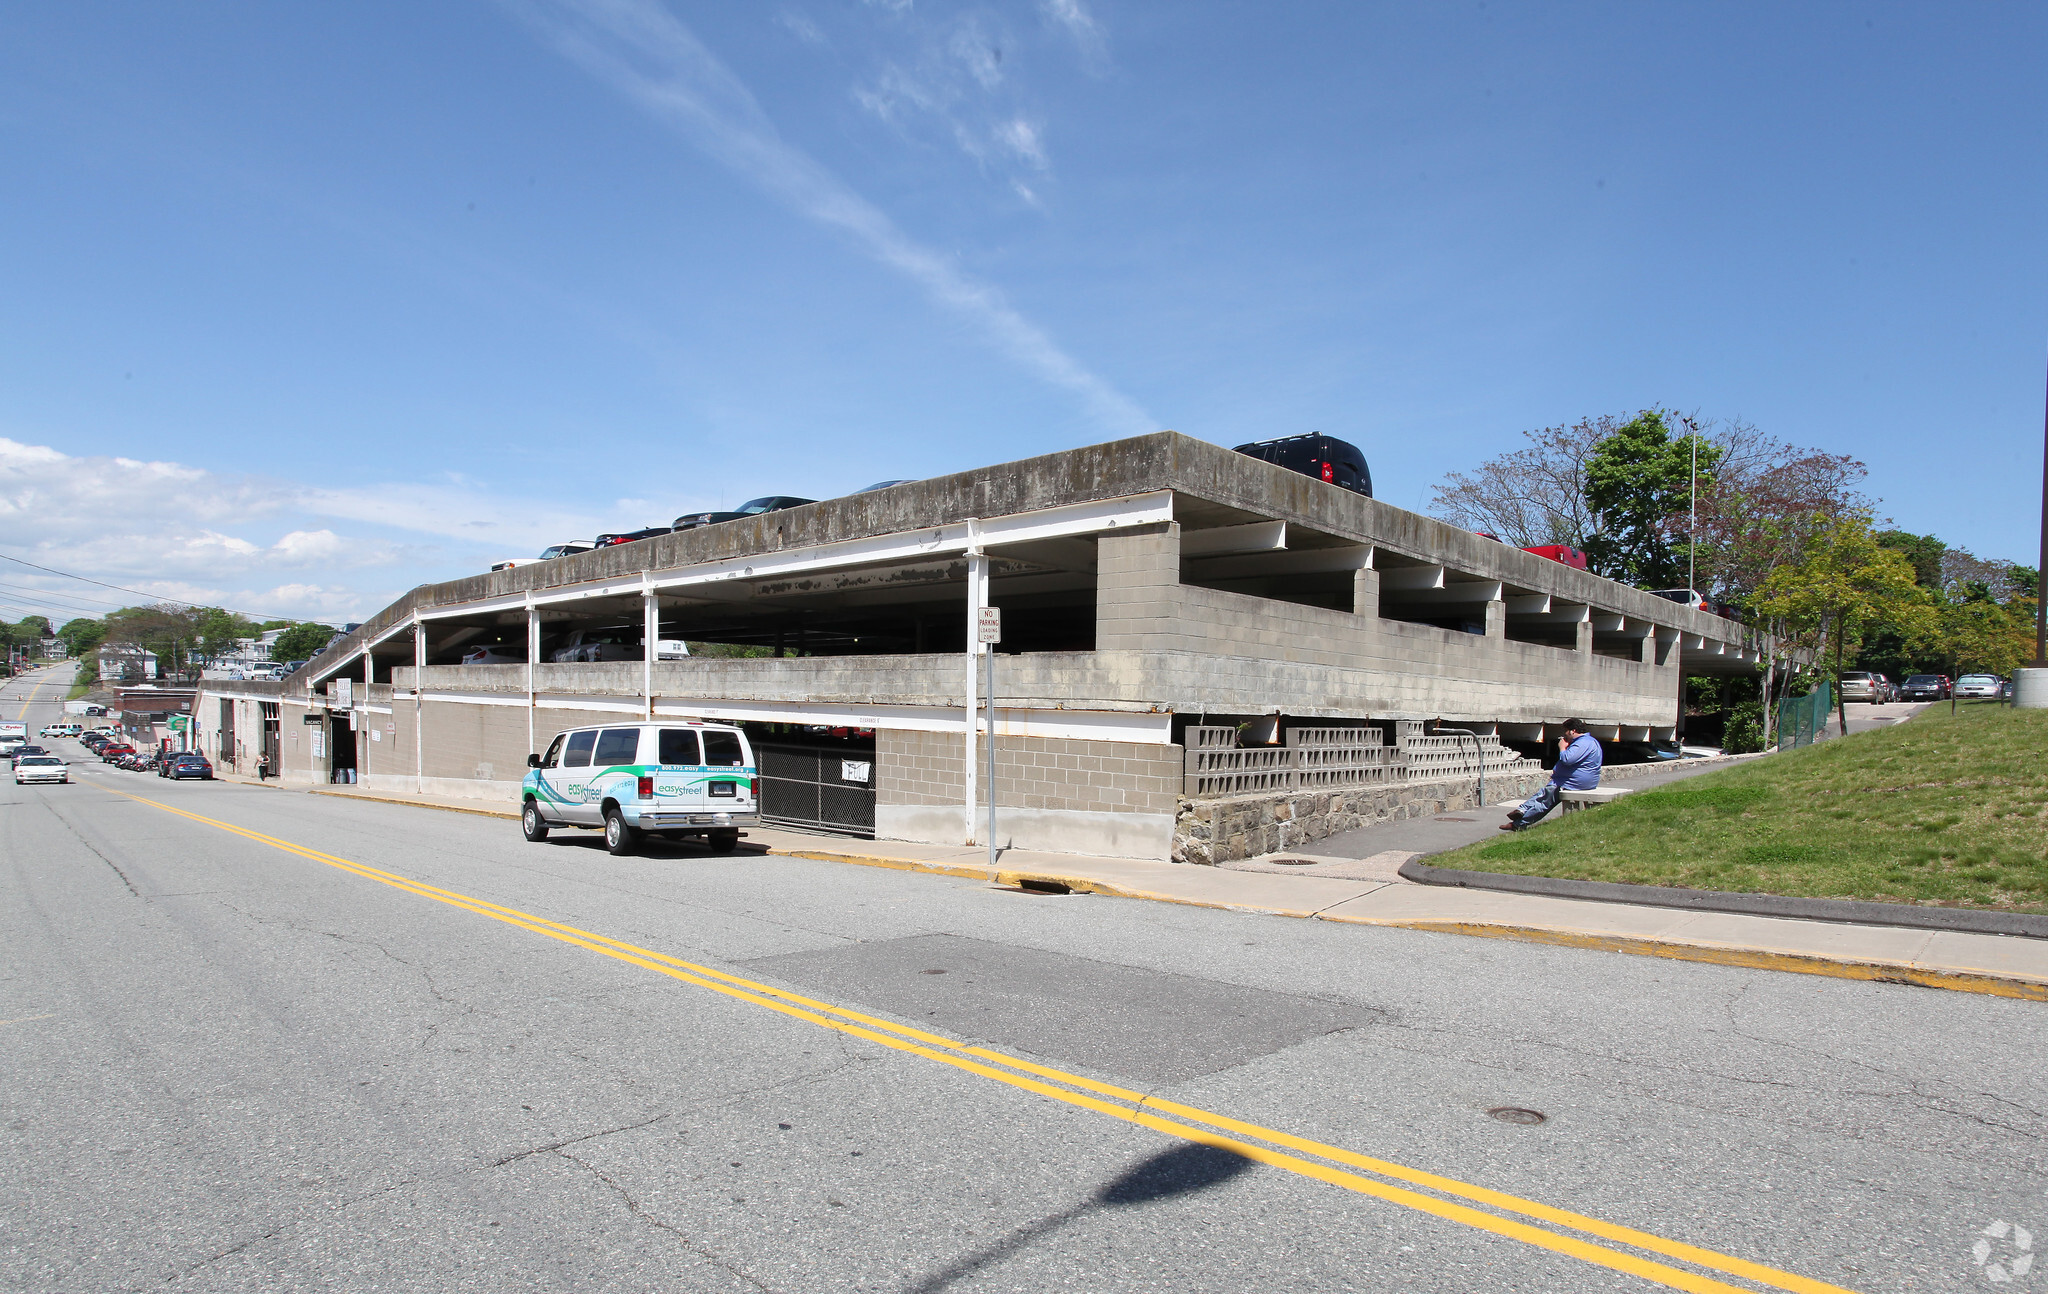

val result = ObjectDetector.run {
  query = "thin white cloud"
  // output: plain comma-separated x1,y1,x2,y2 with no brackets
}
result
995,117,1048,170
0,435,654,622
1041,0,1107,69
776,9,824,45
514,0,1154,435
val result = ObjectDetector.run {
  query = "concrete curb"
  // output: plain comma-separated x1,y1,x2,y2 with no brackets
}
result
1397,859,2048,940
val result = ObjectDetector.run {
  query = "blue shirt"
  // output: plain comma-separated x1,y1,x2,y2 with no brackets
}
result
1552,732,1603,790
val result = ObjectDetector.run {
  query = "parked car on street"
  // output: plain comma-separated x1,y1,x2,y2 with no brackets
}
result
1955,674,2004,699
520,721,759,855
14,754,67,785
1837,671,1882,704
1900,674,1950,701
1230,434,1373,498
162,753,214,780
672,496,819,531
1868,673,1898,703
99,743,137,763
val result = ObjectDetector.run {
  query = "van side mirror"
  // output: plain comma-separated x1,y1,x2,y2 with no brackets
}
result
527,753,541,768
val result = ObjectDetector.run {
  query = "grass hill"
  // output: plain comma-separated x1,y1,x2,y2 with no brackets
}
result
1440,700,2048,913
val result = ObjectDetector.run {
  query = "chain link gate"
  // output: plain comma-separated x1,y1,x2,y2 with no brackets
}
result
752,734,877,837
1776,681,1833,750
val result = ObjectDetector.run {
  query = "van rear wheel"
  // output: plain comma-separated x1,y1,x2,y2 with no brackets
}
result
604,807,639,855
707,828,739,854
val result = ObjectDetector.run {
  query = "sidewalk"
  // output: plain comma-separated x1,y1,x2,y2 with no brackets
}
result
211,772,2047,1002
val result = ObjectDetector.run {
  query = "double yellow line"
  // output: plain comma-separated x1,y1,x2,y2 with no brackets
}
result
96,784,1861,1294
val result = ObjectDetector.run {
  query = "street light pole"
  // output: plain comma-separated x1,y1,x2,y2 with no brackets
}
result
2037,353,2047,666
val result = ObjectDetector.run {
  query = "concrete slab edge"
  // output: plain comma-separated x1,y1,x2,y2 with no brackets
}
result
1398,860,2048,940
1322,917,2048,1002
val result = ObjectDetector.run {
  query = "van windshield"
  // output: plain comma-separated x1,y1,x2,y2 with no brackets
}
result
702,731,744,767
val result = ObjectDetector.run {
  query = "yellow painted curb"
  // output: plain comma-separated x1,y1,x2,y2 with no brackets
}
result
1328,918,2048,1002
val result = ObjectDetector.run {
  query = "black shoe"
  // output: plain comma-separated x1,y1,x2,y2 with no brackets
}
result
1506,809,1523,822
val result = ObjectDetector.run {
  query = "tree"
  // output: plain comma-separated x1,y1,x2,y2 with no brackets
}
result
269,622,337,662
1582,410,1719,588
1754,515,1931,736
57,617,106,661
194,607,260,664
1427,415,1617,548
1874,531,1946,589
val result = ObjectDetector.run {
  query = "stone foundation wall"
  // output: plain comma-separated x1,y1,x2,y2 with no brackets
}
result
1172,754,1755,864
1175,769,1552,864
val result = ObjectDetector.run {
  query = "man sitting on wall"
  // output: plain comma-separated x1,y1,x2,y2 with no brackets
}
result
1500,718,1602,831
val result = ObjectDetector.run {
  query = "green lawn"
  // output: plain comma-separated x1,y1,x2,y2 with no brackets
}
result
1437,700,2048,912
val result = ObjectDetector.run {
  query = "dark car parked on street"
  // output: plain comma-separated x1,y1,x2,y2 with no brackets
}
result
162,753,214,780
1231,434,1373,498
672,495,819,531
1900,674,1950,701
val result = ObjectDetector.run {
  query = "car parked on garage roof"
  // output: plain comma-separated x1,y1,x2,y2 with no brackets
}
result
595,527,674,547
539,541,596,559
672,495,818,531
1231,434,1372,498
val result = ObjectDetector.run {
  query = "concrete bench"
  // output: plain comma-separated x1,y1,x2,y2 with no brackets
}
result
1558,787,1634,814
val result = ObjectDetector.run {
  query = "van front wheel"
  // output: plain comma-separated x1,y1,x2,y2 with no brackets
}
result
522,801,549,842
604,807,639,855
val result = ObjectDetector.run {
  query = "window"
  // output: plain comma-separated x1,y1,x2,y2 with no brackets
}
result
563,730,596,768
593,728,642,766
541,734,565,769
702,731,744,767
657,729,701,766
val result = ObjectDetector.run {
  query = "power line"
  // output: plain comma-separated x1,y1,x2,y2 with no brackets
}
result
0,550,349,626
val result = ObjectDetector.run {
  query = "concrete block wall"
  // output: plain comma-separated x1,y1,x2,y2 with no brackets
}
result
876,727,1182,860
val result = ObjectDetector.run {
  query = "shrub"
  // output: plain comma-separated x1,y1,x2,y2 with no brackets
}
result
1723,700,1766,754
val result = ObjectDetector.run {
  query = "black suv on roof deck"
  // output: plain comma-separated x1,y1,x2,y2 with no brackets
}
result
1231,435,1373,498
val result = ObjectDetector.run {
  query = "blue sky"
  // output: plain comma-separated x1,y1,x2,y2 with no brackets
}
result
1,1,2043,624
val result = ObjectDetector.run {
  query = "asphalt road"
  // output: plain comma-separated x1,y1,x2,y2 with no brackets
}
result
3,665,2042,1292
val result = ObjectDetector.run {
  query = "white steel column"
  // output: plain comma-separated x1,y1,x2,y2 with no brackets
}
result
413,617,426,789
526,598,540,756
642,581,658,720
963,529,988,844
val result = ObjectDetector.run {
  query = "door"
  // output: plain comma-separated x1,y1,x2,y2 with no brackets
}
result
543,729,600,824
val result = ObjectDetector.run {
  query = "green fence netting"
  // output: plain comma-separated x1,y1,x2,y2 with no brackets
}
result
1776,682,1833,750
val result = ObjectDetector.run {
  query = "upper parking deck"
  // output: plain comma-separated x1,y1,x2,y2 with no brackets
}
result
302,432,1758,709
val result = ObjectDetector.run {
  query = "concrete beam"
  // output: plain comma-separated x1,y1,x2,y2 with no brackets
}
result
1179,520,1287,558
1183,544,1372,581
1385,580,1504,605
1378,564,1445,592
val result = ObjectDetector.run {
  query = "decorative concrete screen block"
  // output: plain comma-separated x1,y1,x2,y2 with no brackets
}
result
1182,725,1404,797
1400,734,1530,781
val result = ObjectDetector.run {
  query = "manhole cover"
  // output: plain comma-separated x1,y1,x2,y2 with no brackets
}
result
1435,817,1476,823
1486,1106,1547,1125
1269,858,1319,866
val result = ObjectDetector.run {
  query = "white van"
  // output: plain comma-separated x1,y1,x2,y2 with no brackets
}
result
521,721,759,854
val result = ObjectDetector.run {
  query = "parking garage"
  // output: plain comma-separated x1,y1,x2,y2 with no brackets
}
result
196,432,1762,860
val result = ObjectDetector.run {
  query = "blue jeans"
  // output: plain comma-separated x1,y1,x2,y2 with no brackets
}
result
1513,784,1562,827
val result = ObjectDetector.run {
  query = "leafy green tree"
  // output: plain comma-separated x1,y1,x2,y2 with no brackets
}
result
1755,515,1931,736
269,621,337,662
57,617,106,660
1582,410,1720,588
1874,530,1946,588
194,606,260,663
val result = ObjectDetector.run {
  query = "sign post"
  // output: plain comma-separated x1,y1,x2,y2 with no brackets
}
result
976,606,1002,866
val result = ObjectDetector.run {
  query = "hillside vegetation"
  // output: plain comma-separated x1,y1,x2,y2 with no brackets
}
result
1442,701,2048,912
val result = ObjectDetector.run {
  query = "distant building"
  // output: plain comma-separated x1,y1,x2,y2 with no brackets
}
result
97,644,158,682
